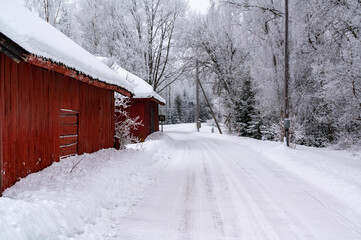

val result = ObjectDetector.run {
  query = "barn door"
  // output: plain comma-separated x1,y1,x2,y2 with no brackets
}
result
59,109,79,158
150,108,155,133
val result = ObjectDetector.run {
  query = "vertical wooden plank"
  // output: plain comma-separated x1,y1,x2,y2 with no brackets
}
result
75,79,80,111
144,101,149,139
99,90,104,147
91,85,96,152
77,83,82,154
3,55,10,188
48,71,54,163
39,68,45,170
90,85,94,152
154,102,159,132
42,69,50,169
0,53,4,193
141,101,146,141
10,58,18,185
24,63,32,176
110,91,115,148
32,67,41,173
54,73,60,161
107,91,110,148
78,83,85,155
34,66,40,172
51,71,60,162
26,63,34,176
16,61,25,179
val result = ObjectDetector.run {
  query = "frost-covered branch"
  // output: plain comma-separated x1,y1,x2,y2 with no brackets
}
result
114,95,143,149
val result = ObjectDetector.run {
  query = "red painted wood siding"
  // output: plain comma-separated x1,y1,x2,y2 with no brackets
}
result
124,99,159,141
0,52,115,192
0,52,4,193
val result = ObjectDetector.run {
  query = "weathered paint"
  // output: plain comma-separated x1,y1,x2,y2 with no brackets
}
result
0,52,115,192
0,52,4,194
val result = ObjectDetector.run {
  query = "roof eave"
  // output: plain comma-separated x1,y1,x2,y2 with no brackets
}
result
0,32,28,63
26,54,132,97
132,97,166,106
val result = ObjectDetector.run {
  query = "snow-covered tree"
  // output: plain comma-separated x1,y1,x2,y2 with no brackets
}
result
23,0,66,26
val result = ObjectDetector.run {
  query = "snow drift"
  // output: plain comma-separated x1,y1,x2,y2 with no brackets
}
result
0,133,175,240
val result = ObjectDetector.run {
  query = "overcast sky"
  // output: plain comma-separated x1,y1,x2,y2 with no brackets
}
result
188,0,210,14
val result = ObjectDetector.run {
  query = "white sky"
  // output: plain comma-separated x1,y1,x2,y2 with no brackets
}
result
188,0,210,14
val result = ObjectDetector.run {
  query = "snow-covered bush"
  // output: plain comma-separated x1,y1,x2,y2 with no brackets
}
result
115,94,143,149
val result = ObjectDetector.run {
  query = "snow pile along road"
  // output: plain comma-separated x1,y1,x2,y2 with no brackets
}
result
0,133,174,240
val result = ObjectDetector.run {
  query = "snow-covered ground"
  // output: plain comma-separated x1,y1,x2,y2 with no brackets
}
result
1,123,361,239
0,133,175,240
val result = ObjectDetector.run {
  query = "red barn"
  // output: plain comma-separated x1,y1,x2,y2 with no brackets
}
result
127,97,165,141
112,63,166,141
0,2,134,194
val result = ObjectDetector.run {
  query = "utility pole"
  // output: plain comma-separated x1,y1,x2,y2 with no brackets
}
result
197,76,223,134
168,86,171,121
195,59,200,132
284,0,290,147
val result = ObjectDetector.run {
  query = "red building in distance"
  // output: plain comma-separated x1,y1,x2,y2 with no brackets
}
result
111,62,166,141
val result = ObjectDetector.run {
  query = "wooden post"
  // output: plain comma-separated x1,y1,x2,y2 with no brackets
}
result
284,0,290,147
197,77,223,134
196,60,200,132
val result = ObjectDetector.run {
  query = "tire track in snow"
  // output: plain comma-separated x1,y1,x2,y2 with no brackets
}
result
178,164,196,239
198,136,361,240
197,139,285,240
202,160,225,238
199,143,243,239
228,142,361,238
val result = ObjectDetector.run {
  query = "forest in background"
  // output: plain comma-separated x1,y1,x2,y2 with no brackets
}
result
22,0,361,149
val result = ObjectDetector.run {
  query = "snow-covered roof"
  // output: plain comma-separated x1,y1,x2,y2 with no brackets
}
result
97,57,166,105
113,64,166,105
0,0,134,95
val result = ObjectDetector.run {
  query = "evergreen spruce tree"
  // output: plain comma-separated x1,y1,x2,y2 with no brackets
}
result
233,78,262,139
173,94,183,123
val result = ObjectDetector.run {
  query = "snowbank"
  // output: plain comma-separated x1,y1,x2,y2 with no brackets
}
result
0,133,175,240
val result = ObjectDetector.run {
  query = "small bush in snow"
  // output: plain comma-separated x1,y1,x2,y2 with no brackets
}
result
115,95,143,149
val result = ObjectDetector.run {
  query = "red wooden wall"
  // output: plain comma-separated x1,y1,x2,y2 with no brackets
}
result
0,52,115,192
128,99,159,141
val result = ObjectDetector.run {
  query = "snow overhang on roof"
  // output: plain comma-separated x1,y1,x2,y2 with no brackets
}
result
97,57,166,105
0,0,134,97
113,65,166,105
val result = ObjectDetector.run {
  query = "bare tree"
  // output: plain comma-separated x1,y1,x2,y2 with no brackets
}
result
24,0,65,26
128,0,188,92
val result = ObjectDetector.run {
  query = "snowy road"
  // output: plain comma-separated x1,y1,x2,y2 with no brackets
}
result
113,125,361,240
2,124,360,240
